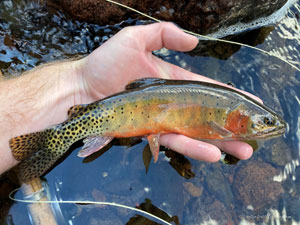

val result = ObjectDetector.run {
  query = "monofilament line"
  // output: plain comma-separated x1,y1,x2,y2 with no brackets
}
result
105,0,300,72
9,188,172,225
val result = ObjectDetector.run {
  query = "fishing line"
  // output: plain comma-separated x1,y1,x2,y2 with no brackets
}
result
9,187,172,225
105,0,300,72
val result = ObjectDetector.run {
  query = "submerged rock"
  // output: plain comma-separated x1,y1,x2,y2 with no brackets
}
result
234,161,284,211
50,0,287,35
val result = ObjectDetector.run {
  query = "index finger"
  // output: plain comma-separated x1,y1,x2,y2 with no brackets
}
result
133,22,199,52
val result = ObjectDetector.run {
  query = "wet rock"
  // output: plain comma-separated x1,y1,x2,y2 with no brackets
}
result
89,216,123,225
164,149,195,179
270,138,292,166
184,193,232,225
190,26,274,60
183,182,203,197
234,161,284,211
285,198,300,221
130,198,180,225
91,189,107,208
50,0,287,35
205,164,234,206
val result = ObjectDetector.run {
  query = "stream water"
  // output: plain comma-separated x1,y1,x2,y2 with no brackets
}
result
0,0,300,224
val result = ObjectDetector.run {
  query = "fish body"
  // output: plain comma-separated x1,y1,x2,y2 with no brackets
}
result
10,78,286,181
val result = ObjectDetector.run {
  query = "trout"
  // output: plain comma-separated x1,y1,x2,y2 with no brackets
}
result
10,78,286,181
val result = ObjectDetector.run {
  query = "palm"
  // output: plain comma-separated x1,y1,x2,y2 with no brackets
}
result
82,23,208,100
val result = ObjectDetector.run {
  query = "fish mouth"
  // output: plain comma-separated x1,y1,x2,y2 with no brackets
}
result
251,122,287,140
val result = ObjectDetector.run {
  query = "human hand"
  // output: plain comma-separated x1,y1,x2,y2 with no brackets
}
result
76,22,257,162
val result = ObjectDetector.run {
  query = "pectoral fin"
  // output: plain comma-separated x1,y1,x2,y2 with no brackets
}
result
77,136,114,157
208,121,233,138
147,134,160,163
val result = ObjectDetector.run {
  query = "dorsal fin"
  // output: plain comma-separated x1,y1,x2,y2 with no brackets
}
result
67,104,86,118
125,77,166,90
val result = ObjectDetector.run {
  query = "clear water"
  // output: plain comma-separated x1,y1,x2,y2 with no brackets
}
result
0,0,300,224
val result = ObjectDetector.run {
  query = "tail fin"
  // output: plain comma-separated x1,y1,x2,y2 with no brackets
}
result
10,130,49,161
9,129,68,182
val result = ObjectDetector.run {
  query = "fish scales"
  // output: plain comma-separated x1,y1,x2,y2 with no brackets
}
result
9,78,286,182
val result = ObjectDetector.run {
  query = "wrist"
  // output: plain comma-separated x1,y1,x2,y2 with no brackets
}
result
0,58,87,174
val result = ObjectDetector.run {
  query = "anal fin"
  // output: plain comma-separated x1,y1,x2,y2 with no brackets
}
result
147,134,160,163
77,136,114,157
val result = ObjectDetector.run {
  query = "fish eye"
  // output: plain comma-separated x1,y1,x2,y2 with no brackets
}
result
263,117,275,126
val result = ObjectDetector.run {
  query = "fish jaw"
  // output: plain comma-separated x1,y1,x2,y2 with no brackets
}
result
248,117,287,139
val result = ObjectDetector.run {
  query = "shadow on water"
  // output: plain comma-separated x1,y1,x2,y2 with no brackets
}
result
1,0,300,224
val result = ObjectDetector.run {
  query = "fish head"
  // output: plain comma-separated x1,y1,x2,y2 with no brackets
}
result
248,111,287,139
224,103,287,140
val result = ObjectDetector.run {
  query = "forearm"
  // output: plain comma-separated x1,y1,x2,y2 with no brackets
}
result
0,59,85,174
